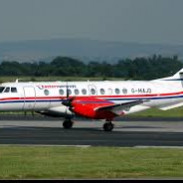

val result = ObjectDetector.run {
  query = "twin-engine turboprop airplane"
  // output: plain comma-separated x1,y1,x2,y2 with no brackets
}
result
0,68,183,131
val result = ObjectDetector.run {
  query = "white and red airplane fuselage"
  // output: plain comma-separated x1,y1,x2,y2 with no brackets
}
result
0,69,183,131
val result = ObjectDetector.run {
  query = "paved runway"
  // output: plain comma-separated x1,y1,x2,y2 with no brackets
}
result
1,119,183,147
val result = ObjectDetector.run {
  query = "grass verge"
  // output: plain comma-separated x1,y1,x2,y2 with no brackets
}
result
0,146,183,179
129,107,183,118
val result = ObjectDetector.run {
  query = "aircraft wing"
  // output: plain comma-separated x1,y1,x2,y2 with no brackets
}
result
94,99,148,115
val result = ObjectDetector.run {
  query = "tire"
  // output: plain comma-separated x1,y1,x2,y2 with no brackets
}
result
63,120,73,129
103,122,114,132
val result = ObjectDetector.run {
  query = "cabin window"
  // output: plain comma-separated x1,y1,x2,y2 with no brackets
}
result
4,87,10,93
0,87,5,93
59,89,64,95
122,88,128,94
74,89,79,95
100,88,105,95
82,89,87,95
115,88,120,94
11,87,17,93
91,88,96,95
44,89,49,96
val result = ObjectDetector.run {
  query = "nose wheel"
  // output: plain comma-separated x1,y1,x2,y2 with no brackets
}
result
63,119,73,129
103,122,114,132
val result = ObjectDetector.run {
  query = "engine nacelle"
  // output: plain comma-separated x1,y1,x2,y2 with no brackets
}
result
37,106,74,118
71,97,117,120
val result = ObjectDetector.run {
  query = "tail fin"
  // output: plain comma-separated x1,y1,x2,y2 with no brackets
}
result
171,68,183,79
154,68,183,81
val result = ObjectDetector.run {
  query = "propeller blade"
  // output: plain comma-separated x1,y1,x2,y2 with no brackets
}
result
62,97,74,107
62,82,73,107
66,82,69,98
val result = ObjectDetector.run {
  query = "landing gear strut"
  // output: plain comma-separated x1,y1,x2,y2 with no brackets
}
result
103,121,114,132
63,119,73,129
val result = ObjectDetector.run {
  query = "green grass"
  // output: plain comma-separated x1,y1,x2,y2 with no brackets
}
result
129,107,183,118
0,146,183,179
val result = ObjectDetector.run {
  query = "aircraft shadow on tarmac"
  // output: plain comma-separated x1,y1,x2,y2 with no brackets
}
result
0,126,183,147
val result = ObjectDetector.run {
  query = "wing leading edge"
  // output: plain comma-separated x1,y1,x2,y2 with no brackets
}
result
95,99,149,116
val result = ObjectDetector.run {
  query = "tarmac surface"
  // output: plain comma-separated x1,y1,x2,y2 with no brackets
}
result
1,116,183,147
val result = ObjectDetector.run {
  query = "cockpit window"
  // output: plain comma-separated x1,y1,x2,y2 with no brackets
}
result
11,87,17,93
4,87,10,93
0,87,5,93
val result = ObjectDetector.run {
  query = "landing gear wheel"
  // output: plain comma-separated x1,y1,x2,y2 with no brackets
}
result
103,122,114,132
63,119,73,129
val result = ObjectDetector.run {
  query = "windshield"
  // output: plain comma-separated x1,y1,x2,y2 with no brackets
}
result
0,87,5,93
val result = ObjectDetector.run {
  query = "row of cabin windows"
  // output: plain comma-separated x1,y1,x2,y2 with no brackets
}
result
44,88,128,96
0,87,127,95
0,87,17,93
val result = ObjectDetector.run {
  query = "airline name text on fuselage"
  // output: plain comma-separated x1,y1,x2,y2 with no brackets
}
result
37,85,76,89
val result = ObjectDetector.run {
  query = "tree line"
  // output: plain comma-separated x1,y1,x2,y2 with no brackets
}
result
0,55,182,80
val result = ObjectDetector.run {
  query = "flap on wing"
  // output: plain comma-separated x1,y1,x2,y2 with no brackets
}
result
95,99,148,113
159,102,183,111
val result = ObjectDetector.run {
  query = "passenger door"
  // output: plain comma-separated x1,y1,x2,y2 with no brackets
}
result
23,86,36,110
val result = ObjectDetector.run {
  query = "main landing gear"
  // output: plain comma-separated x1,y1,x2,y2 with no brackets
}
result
103,121,114,132
63,119,114,131
63,119,74,129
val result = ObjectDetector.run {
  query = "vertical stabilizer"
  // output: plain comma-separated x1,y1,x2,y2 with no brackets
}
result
154,68,183,81
172,68,183,79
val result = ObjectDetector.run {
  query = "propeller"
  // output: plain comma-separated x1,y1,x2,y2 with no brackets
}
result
62,82,74,107
66,82,69,98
